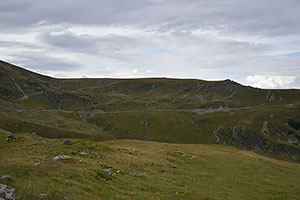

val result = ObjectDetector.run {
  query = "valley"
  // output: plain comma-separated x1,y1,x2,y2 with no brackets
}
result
0,60,300,199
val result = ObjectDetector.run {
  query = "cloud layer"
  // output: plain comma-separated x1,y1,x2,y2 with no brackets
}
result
0,0,300,88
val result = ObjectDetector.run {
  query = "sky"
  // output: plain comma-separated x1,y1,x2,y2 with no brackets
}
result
0,0,300,89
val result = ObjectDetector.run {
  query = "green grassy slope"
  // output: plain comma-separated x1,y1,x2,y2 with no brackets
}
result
0,59,300,163
1,131,300,200
2,60,300,111
0,111,113,141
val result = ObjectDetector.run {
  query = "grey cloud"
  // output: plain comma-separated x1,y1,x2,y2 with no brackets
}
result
6,53,81,72
38,32,100,53
0,0,299,88
0,0,299,37
0,1,29,12
38,31,139,54
0,0,150,29
0,40,40,49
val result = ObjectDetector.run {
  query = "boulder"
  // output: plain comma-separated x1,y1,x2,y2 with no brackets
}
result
0,184,16,200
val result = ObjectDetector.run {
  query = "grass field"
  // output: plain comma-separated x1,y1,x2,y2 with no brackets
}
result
1,130,300,200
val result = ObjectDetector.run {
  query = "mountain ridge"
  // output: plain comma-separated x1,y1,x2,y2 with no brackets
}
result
0,59,300,163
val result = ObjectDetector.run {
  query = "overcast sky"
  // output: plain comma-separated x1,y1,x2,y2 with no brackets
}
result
1,0,300,89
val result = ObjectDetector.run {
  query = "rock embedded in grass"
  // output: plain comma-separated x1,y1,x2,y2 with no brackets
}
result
129,172,145,177
0,184,16,200
166,155,173,161
80,151,92,156
0,176,11,181
102,168,116,176
5,136,16,142
53,155,71,161
63,140,71,145
38,193,47,199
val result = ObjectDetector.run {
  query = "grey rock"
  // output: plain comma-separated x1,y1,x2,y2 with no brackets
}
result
1,176,11,181
53,155,71,161
5,136,16,142
102,168,116,176
38,193,47,199
63,140,71,145
0,184,16,200
129,172,145,177
34,162,41,167
261,121,269,136
78,160,84,163
80,151,92,156
166,155,173,161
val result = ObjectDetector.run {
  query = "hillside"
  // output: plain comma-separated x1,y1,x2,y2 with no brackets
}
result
0,60,300,163
1,130,300,199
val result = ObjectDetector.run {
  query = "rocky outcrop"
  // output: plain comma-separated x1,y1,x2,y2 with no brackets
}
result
215,125,300,161
266,91,276,102
210,80,243,91
215,125,266,150
0,87,15,100
23,79,44,93
44,90,93,105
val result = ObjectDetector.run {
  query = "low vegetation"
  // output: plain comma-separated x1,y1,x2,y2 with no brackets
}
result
1,131,300,199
